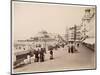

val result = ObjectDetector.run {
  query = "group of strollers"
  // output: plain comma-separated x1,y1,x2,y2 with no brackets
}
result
29,43,66,63
30,44,54,63
67,42,80,53
13,42,80,69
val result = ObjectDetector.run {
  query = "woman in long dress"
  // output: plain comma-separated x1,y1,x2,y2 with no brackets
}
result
50,49,53,60
40,48,45,62
34,47,39,62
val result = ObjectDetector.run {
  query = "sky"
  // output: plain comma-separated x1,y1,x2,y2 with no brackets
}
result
12,1,95,40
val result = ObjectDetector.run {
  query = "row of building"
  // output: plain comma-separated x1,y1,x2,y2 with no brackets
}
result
65,8,95,44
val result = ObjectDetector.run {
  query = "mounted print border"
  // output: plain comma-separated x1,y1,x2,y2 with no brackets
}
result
11,0,97,74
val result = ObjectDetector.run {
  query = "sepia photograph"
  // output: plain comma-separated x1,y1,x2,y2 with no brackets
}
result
11,0,96,74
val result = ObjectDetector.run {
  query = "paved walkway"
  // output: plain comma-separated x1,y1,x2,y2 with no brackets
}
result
13,44,96,74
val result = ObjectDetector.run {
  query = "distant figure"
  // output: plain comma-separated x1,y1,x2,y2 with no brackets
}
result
77,43,80,47
39,47,45,62
68,46,70,53
68,42,71,53
34,47,39,62
61,43,64,48
43,47,46,54
50,50,53,60
71,44,74,53
27,55,31,64
74,43,79,53
23,48,25,50
70,42,75,53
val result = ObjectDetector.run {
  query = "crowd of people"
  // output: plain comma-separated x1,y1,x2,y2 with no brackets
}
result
33,44,55,62
13,41,80,69
26,42,80,64
67,41,80,53
25,44,54,64
33,45,46,62
13,41,81,69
